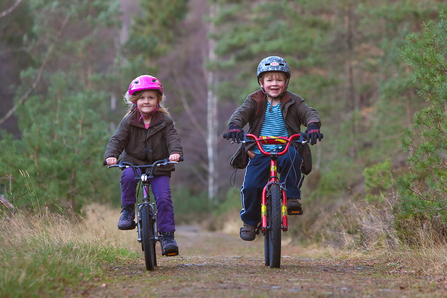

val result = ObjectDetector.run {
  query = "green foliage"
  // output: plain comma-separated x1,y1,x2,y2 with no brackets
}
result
125,0,189,63
0,0,123,212
172,186,211,223
396,9,447,228
363,159,394,202
214,186,240,217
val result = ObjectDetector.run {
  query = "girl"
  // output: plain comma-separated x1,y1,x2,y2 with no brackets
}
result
105,75,183,255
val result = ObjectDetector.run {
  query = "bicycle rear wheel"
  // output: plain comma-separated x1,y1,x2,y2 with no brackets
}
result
268,184,282,268
141,205,157,270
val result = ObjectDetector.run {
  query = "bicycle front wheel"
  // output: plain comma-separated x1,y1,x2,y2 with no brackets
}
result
268,183,282,268
264,229,270,266
141,205,157,270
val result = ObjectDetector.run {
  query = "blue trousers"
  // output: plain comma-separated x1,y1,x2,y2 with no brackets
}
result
120,168,175,232
240,145,303,226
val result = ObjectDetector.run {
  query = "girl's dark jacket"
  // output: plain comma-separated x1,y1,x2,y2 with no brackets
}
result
104,111,183,177
228,90,321,173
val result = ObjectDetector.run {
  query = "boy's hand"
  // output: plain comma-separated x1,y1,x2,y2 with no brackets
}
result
305,123,322,145
227,124,244,143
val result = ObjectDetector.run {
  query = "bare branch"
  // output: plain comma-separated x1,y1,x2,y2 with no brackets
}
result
0,0,22,19
189,163,207,185
0,195,14,209
0,10,72,125
173,69,206,138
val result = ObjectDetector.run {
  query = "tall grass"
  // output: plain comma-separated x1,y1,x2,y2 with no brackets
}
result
0,204,138,297
306,193,447,275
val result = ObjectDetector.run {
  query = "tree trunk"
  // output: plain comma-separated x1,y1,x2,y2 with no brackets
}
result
344,4,357,158
206,3,218,202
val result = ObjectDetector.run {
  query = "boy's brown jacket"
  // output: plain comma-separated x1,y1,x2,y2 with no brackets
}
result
105,111,183,177
228,90,321,172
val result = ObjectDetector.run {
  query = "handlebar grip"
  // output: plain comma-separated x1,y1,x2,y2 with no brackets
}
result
179,156,184,162
103,160,107,166
223,133,230,139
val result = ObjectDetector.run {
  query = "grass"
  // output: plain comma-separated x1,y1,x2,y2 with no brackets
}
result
300,192,447,277
0,204,137,297
1,198,447,297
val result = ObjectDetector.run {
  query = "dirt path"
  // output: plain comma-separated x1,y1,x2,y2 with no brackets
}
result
72,226,446,298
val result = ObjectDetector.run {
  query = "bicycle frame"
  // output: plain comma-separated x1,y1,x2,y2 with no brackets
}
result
106,159,179,244
244,133,305,233
105,158,181,269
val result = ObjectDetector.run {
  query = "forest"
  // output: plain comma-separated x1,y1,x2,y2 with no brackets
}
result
1,0,446,248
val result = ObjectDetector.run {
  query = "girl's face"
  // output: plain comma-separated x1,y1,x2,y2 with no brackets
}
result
136,90,159,115
259,72,287,98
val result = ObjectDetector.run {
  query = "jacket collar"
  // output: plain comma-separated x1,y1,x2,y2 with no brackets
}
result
129,111,163,128
250,90,293,115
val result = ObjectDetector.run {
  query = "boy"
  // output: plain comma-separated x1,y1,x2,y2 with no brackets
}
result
226,56,322,241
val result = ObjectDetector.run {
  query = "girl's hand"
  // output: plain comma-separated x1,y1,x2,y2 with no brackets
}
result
169,154,181,162
106,157,117,165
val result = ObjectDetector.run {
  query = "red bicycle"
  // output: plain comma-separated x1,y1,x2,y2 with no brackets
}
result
225,133,310,268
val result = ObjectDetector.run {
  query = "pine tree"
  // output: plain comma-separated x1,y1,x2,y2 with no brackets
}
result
397,9,447,223
0,0,122,212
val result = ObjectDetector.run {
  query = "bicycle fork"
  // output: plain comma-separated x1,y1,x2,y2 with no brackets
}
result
261,157,289,232
261,183,288,232
137,185,158,243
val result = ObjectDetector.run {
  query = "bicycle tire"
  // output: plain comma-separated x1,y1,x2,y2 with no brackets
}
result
141,205,157,270
264,227,270,266
268,183,282,268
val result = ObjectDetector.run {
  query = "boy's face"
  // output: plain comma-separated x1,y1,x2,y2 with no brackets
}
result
259,72,287,98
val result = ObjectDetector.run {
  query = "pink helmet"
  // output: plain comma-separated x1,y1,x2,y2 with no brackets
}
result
128,75,163,96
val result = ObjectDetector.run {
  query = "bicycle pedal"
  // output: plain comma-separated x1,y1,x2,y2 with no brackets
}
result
161,247,179,257
164,251,179,257
287,209,303,216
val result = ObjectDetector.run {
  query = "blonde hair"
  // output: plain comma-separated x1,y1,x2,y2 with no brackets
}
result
123,90,169,117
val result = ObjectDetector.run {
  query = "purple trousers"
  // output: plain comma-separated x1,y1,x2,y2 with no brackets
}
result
120,168,175,232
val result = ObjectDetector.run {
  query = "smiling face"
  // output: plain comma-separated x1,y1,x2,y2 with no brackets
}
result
135,90,160,115
259,72,287,99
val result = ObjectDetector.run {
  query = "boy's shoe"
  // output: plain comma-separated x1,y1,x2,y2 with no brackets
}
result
240,223,257,241
287,198,303,215
118,204,136,230
160,232,179,256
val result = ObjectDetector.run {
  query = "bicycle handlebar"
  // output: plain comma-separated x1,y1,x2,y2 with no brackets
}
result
223,132,324,142
222,133,323,156
103,156,184,167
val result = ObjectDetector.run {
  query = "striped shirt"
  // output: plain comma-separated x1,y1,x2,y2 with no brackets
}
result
251,101,288,154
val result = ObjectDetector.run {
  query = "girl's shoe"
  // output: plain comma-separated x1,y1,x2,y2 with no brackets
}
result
160,232,179,256
118,204,136,230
